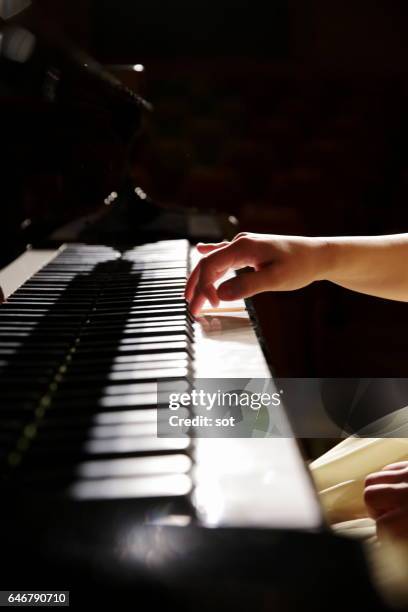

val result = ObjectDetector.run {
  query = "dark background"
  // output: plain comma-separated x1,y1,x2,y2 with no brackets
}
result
20,1,408,377
93,0,289,59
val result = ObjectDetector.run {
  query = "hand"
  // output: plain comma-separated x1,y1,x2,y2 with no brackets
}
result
364,462,408,538
185,232,327,316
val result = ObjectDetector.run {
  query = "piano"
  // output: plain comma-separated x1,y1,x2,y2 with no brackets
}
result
0,7,384,612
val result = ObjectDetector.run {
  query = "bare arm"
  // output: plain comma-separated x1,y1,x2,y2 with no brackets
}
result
185,232,408,316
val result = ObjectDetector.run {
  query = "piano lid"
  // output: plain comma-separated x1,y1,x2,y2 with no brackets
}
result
0,4,153,266
0,0,31,20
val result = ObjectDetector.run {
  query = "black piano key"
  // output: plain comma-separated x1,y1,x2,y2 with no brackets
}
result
65,357,190,374
27,436,190,461
91,308,188,320
35,396,156,413
0,331,75,340
68,474,193,501
97,301,187,312
12,473,193,506
74,340,192,355
0,241,193,488
41,408,162,428
0,390,44,402
0,312,84,320
0,403,37,416
96,293,185,304
10,454,192,491
62,367,191,385
69,351,191,368
0,376,52,390
35,421,161,443
6,299,93,309
78,333,190,345
0,347,67,358
81,328,193,344
87,315,190,328
84,321,191,333
110,358,189,371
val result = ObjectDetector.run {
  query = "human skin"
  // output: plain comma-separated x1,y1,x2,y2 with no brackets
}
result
185,232,408,316
186,232,408,536
365,462,408,538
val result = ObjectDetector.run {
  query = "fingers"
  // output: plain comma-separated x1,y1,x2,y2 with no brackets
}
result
188,239,256,315
185,260,201,303
204,283,220,309
365,466,408,487
185,242,231,303
365,464,408,538
377,505,408,539
364,483,408,518
217,266,278,301
195,233,252,254
189,290,209,318
382,461,408,471
187,235,253,304
196,241,229,254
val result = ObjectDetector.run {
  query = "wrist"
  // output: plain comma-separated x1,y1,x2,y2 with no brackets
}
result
310,237,337,282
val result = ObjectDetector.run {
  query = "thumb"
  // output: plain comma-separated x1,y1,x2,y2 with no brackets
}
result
217,267,277,300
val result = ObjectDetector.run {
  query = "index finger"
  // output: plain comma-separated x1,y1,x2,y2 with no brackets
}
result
189,239,255,315
185,241,233,303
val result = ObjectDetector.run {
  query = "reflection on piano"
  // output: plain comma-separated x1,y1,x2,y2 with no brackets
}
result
0,240,321,524
0,9,384,612
0,243,383,611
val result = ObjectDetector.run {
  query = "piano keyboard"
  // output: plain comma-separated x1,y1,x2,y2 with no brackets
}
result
0,240,322,531
0,240,196,516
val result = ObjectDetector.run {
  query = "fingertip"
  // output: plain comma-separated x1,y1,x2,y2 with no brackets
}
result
184,287,191,303
382,462,408,471
205,284,220,308
210,294,220,308
196,243,214,253
189,292,206,318
184,285,192,303
196,241,229,254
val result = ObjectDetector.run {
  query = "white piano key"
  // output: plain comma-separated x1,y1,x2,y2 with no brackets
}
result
115,341,189,352
107,368,189,382
77,454,192,479
94,409,159,424
98,394,157,408
69,474,192,500
113,352,189,363
103,382,157,395
93,407,189,425
111,359,189,372
84,435,190,455
88,422,158,438
103,380,189,396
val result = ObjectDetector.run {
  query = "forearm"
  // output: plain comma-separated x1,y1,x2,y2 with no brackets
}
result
318,234,408,301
